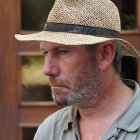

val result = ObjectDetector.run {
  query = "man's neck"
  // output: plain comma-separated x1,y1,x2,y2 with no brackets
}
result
78,75,134,120
78,75,134,140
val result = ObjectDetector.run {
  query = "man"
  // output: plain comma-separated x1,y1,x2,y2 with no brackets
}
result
15,0,140,139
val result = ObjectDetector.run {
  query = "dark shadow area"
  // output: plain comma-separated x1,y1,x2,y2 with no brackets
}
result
23,128,37,140
121,56,137,81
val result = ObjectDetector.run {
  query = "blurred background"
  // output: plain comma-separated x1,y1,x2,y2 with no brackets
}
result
0,0,140,139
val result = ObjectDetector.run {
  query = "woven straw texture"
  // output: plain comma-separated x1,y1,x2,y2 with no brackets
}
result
15,0,140,57
47,0,120,32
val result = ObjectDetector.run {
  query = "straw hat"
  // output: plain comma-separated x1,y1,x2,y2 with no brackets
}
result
15,0,140,57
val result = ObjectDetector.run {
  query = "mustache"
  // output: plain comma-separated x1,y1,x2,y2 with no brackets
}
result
49,78,70,89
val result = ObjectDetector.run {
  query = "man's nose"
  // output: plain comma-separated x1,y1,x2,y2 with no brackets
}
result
42,56,60,77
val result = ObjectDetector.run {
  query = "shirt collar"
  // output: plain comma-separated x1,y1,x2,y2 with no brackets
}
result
63,106,78,131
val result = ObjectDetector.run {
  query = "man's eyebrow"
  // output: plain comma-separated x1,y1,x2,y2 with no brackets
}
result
39,44,73,52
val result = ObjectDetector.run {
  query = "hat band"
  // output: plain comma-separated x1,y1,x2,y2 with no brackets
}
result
43,22,120,38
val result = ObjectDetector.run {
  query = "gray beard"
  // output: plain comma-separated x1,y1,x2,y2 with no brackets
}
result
52,61,103,108
53,86,101,108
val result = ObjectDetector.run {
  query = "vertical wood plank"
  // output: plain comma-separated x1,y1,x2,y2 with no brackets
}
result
0,0,21,140
136,0,140,84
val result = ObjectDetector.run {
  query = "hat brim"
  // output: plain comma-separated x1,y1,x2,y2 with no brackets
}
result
15,31,140,57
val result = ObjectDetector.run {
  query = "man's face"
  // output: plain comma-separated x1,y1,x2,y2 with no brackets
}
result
41,42,102,108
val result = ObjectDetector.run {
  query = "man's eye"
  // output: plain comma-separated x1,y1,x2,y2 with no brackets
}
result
43,51,48,56
58,50,69,55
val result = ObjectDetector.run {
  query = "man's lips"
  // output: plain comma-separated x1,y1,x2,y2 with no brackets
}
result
51,85,70,89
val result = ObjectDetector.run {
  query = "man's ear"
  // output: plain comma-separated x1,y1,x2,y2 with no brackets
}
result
96,42,116,71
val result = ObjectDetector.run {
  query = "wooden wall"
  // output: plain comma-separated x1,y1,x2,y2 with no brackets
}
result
0,0,140,140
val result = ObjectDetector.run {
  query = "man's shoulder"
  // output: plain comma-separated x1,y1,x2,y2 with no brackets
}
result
43,106,71,124
34,106,72,140
39,106,71,131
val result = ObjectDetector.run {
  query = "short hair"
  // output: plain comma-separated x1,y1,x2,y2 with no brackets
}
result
86,42,122,74
112,42,122,74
